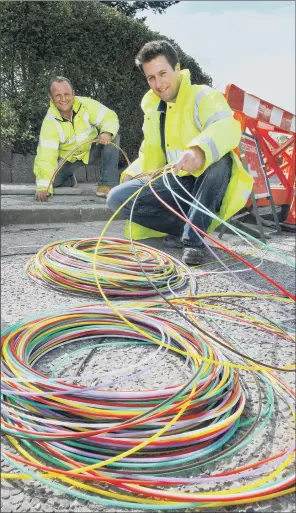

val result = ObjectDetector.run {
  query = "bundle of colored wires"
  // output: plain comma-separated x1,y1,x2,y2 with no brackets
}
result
26,237,196,297
3,141,295,510
125,168,295,299
1,300,295,509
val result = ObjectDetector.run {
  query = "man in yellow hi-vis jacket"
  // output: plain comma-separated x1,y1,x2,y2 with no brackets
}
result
34,76,119,202
107,41,253,265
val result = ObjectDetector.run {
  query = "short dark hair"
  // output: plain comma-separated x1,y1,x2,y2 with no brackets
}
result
48,76,74,94
135,40,179,71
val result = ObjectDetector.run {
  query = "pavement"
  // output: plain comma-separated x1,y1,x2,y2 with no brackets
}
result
1,184,117,226
0,184,292,235
1,216,296,511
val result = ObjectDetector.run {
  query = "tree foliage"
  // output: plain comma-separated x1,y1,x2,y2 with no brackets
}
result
0,1,212,162
100,1,180,18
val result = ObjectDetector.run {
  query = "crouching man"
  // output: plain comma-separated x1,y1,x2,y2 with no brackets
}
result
107,41,253,265
34,76,120,201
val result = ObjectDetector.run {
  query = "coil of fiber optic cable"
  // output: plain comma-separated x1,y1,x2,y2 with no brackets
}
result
26,237,196,297
1,303,295,509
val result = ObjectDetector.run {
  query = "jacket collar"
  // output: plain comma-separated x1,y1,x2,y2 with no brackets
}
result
141,69,191,114
49,96,81,120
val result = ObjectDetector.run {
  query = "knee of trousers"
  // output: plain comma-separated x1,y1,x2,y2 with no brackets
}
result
106,186,127,212
203,155,232,184
101,135,120,158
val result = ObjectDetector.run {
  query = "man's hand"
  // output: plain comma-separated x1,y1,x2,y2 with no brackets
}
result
35,190,49,202
174,146,205,174
97,132,112,145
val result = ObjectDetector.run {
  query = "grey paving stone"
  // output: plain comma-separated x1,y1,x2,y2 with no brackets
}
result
1,194,113,225
1,147,12,166
19,153,36,183
1,162,12,183
75,165,87,183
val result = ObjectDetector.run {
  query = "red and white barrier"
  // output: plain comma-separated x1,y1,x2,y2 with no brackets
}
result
226,84,295,133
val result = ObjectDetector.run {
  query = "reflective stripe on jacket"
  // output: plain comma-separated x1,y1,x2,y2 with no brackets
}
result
34,96,119,192
122,69,253,238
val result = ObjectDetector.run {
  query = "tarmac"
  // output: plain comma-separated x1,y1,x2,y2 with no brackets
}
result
1,187,296,513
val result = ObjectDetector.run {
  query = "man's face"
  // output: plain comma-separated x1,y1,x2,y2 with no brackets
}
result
49,81,75,114
143,55,181,103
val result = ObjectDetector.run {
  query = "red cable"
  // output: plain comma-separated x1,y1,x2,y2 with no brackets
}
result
148,179,296,301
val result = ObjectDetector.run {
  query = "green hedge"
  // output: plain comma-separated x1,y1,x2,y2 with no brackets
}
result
1,1,212,164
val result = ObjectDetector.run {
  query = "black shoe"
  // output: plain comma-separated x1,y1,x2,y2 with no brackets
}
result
59,174,77,188
162,235,183,248
182,247,205,265
69,174,78,188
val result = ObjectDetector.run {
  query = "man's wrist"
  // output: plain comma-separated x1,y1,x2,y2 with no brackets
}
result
191,145,205,158
192,145,206,168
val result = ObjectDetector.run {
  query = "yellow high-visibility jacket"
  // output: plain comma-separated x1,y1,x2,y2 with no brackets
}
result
34,96,119,192
122,69,253,239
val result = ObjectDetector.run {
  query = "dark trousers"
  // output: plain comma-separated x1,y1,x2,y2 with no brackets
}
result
107,153,232,246
53,135,120,187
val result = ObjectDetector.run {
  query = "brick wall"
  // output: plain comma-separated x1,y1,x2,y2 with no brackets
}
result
1,148,100,184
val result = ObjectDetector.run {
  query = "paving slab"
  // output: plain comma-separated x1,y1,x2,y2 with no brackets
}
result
0,186,122,225
1,183,96,195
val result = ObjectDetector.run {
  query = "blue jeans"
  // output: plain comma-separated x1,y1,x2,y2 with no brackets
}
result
107,153,232,247
53,135,120,187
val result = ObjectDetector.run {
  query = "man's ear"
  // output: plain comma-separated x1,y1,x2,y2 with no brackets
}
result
48,93,52,101
175,63,181,72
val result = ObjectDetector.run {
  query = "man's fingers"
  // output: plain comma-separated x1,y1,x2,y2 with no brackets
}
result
174,160,184,172
97,134,112,145
175,158,189,172
174,148,205,175
181,162,192,172
175,160,197,173
36,191,49,202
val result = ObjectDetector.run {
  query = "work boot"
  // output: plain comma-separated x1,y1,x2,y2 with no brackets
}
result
182,247,205,265
162,235,183,248
96,185,113,198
